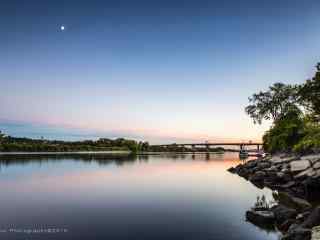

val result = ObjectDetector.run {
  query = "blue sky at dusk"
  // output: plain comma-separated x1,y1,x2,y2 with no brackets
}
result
1,0,320,143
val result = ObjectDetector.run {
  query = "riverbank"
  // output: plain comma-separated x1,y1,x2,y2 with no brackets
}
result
228,154,320,240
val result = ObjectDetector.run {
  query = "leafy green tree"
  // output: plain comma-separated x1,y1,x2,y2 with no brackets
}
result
245,83,298,124
0,131,4,151
0,131,4,140
293,116,320,153
298,63,320,119
262,106,304,153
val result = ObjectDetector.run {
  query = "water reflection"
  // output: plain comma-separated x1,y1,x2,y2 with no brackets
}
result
0,153,280,240
0,152,230,169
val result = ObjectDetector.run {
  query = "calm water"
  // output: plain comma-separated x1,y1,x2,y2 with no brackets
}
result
0,153,280,240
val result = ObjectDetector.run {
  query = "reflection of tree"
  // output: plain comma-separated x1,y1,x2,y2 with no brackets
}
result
254,195,269,210
0,153,146,168
247,194,278,233
253,194,277,211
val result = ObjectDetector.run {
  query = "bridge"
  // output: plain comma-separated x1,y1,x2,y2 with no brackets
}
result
153,142,263,152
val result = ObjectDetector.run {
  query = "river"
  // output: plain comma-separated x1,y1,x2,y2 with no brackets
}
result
0,152,280,240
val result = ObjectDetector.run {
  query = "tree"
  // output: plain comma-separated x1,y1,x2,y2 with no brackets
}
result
245,83,298,124
262,106,304,153
298,63,320,119
0,131,5,142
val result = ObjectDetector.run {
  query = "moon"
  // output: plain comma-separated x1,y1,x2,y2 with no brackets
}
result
60,25,65,31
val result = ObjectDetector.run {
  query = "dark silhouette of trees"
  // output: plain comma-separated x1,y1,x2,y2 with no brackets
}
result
0,133,150,153
246,63,320,153
298,63,320,119
245,83,298,124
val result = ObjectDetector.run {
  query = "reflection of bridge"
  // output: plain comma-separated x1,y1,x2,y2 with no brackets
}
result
154,142,263,152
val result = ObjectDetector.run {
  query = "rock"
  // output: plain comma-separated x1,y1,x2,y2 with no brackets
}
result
257,161,272,169
246,210,275,226
301,154,320,164
295,168,316,179
227,167,236,173
279,219,297,232
314,170,320,178
245,160,258,168
238,167,250,179
266,165,279,172
277,192,312,211
313,162,320,169
277,172,292,183
278,172,286,178
290,160,311,172
297,212,311,222
290,197,312,211
272,204,298,225
271,156,297,164
282,167,292,174
282,227,312,240
304,177,320,198
249,171,266,183
281,181,296,189
311,225,320,240
288,223,301,233
301,207,320,229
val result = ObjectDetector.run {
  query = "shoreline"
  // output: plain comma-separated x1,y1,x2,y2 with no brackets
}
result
0,151,226,155
228,154,320,240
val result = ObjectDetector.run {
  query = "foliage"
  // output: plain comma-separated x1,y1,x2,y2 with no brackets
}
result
293,118,320,154
298,63,320,118
246,63,320,153
0,134,149,153
262,107,304,153
245,83,298,124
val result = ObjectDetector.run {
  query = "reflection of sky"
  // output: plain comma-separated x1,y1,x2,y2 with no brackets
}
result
0,153,279,240
1,1,320,143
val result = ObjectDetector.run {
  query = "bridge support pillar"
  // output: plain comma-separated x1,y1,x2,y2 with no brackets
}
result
205,144,210,152
191,144,195,152
240,144,244,151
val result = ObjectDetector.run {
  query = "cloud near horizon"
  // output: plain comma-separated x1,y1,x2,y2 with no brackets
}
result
0,119,267,144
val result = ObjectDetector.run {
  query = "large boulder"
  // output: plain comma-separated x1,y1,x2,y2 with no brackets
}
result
238,167,250,179
257,161,272,170
282,227,312,240
290,197,312,211
277,192,312,211
290,160,311,172
272,204,298,225
311,225,320,240
281,181,296,189
249,171,266,183
246,210,275,226
301,207,320,229
279,219,297,232
295,168,316,179
227,166,236,173
313,162,320,170
301,155,320,164
245,160,258,168
304,177,320,199
271,156,297,164
277,172,293,183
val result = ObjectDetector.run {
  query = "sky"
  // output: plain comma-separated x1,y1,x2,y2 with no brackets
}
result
1,0,320,144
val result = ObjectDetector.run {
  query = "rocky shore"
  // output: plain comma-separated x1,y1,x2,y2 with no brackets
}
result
228,154,320,240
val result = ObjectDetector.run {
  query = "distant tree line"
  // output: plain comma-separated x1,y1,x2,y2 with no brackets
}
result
0,132,226,153
245,63,320,154
0,134,149,153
